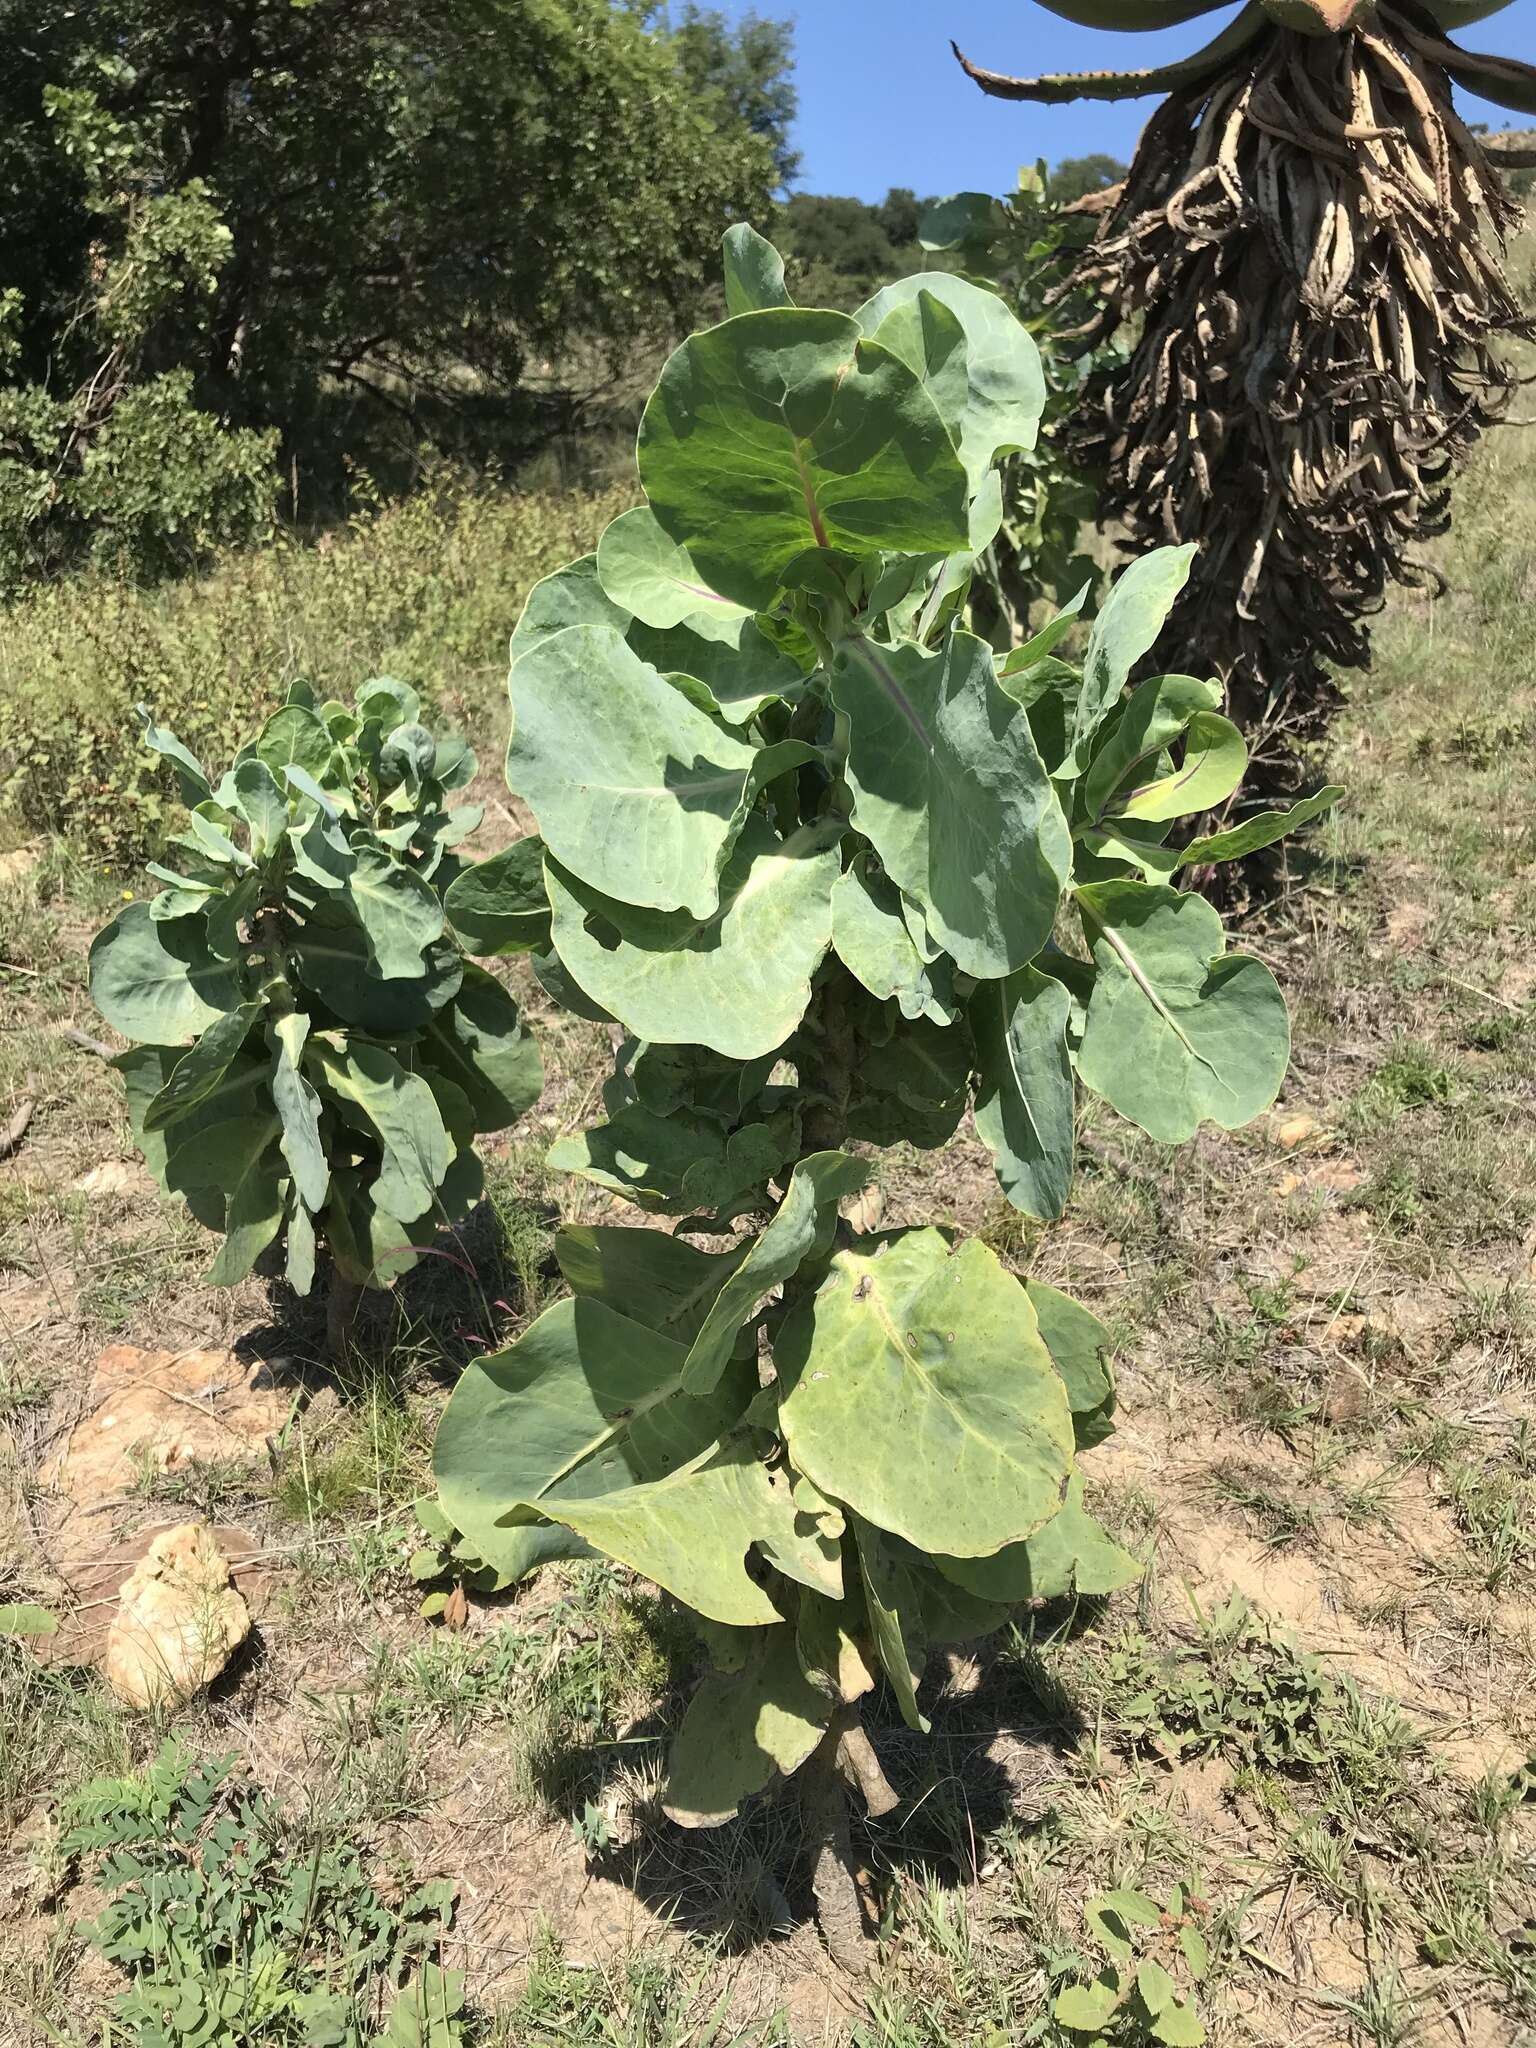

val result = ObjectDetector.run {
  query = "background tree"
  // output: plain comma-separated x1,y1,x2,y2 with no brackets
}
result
0,0,792,587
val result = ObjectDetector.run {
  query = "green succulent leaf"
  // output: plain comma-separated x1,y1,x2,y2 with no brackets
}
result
432,1295,755,1581
778,1229,1075,1557
663,1621,829,1827
310,1038,451,1224
422,962,542,1132
855,271,1045,491
831,852,958,1025
970,964,1075,1220
141,1002,263,1132
1075,881,1289,1141
510,555,631,668
556,1224,750,1344
1066,545,1197,770
831,629,1071,979
682,1150,870,1396
638,307,971,611
854,1517,931,1733
596,506,754,640
508,624,765,917
90,902,245,1045
443,838,550,956
721,222,793,317
544,818,839,1061
936,1474,1140,1603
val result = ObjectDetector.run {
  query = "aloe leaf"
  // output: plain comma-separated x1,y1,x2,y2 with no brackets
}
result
89,902,245,1045
721,222,793,317
544,817,839,1062
955,3,1268,105
832,629,1071,979
970,963,1075,1220
638,307,970,611
1075,881,1289,1141
778,1229,1075,1557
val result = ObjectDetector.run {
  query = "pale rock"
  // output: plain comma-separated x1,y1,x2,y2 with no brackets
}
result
1275,1113,1318,1148
103,1522,250,1709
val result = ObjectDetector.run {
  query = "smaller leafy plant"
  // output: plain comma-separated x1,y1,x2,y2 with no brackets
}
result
89,682,542,1342
408,1495,509,1621
1099,1596,1338,1770
57,1740,463,2046
1055,1882,1211,2044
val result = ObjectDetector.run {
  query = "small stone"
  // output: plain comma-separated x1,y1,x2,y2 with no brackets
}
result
1276,1114,1318,1148
103,1522,250,1709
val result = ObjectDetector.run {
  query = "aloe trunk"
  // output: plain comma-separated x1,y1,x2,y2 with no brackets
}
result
957,0,1536,804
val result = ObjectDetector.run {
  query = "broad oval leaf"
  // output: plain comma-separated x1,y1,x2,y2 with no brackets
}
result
721,222,793,317
936,1474,1140,1604
443,837,550,957
1067,545,1197,770
970,964,1075,1221
778,1229,1075,1558
90,903,245,1045
310,1037,451,1224
638,307,970,611
508,624,761,918
663,1622,829,1828
1075,880,1290,1141
433,1294,755,1581
832,629,1071,979
509,554,630,668
596,506,753,640
544,817,839,1061
556,1224,749,1344
422,962,542,1132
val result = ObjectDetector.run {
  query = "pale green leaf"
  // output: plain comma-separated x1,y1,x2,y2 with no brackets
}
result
443,838,549,956
286,1193,317,1295
231,757,289,855
936,1474,1140,1604
638,307,970,611
663,1623,829,1828
854,1517,930,1733
778,1229,1075,1557
0,1603,57,1637
255,704,336,785
133,704,211,805
432,1295,754,1581
311,1038,450,1224
556,1224,748,1344
1174,786,1344,869
596,506,753,640
626,617,806,726
831,853,957,1025
1151,1998,1206,2046
1111,712,1246,825
142,1002,263,1132
508,624,761,918
206,1149,285,1285
1068,546,1197,768
544,817,838,1061
1075,881,1289,1141
348,838,446,978
721,223,792,316
509,554,630,669
683,1151,870,1396
1081,673,1222,824
273,1037,329,1213
970,965,1074,1221
1027,1279,1115,1447
89,902,245,1044
423,962,542,1132
831,630,1071,979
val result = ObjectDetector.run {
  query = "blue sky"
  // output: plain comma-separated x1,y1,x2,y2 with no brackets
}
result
712,0,1536,201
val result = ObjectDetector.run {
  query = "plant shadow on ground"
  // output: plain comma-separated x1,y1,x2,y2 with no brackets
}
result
558,1606,1095,1960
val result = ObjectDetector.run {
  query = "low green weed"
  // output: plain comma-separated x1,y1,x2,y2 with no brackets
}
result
55,1740,463,2046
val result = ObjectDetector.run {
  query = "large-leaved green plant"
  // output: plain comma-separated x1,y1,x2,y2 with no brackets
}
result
90,680,542,1348
430,225,1337,1958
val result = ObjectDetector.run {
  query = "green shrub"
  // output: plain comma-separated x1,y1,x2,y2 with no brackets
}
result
0,473,629,863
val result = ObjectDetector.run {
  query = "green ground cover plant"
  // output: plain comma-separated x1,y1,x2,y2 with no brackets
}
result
86,683,541,1349
428,226,1338,1959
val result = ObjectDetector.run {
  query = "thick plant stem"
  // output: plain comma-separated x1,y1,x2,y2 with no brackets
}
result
325,1265,362,1360
801,973,855,1156
802,1702,871,1972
